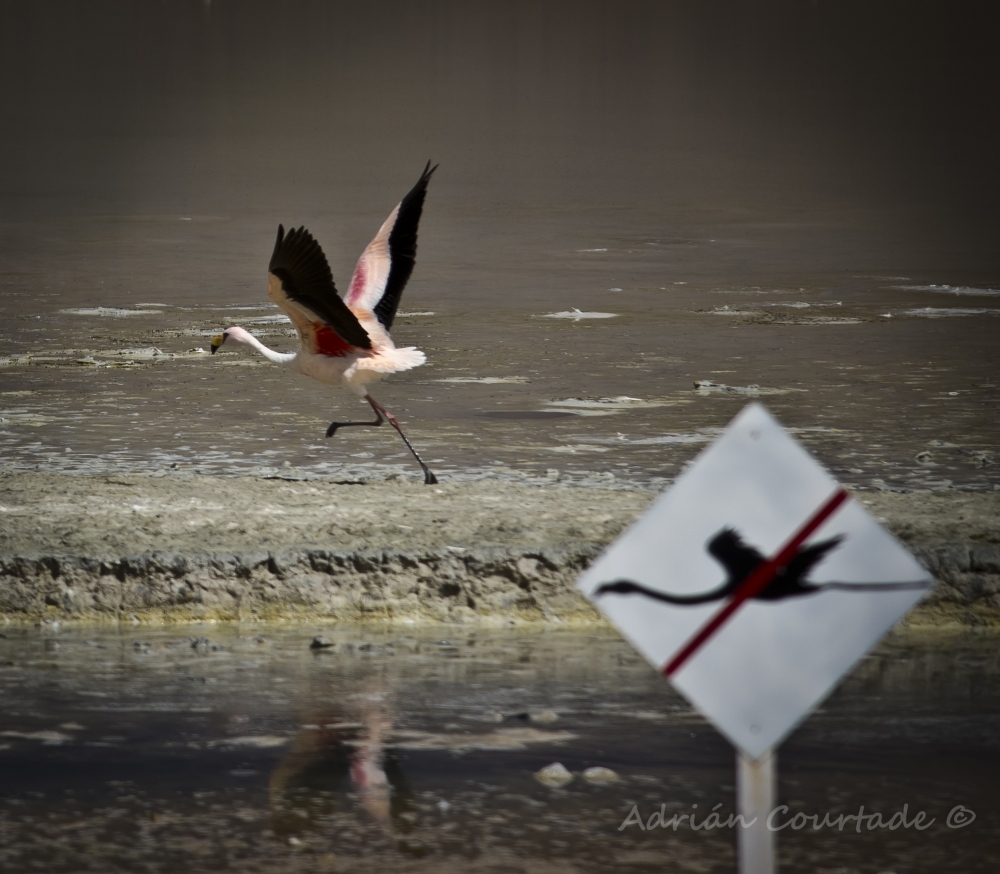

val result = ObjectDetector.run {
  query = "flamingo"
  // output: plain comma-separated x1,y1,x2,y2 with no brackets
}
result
211,163,439,484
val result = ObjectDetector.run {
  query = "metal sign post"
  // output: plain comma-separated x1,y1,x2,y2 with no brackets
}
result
576,403,933,873
737,748,776,874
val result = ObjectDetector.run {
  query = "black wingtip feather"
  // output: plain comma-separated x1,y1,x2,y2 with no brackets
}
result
373,162,438,331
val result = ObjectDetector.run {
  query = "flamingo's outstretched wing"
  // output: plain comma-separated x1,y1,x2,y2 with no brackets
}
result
345,162,437,331
268,225,372,356
783,536,844,584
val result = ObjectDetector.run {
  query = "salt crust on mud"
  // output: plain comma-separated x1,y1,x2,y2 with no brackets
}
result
0,473,997,626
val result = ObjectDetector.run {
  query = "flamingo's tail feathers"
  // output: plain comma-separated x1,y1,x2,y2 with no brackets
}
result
357,346,426,374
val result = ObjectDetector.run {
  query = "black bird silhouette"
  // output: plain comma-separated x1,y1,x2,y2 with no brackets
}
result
594,527,929,605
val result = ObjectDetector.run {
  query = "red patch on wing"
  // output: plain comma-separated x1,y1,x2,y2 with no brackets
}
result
313,325,356,358
346,261,367,305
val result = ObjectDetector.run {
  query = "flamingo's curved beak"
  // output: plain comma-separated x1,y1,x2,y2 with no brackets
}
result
210,333,226,355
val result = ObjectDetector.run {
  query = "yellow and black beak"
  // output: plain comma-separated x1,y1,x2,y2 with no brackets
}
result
210,333,226,355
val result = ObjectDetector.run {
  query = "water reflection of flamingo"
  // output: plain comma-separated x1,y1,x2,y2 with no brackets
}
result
595,527,931,605
269,679,412,837
211,163,439,483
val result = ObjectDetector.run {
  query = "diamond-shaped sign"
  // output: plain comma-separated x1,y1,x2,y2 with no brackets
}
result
577,403,931,759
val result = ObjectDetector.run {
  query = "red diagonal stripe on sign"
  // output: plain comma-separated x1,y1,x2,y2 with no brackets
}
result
662,487,849,678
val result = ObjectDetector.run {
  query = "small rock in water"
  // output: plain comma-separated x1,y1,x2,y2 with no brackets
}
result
535,762,573,788
530,710,559,724
583,766,620,785
309,636,334,650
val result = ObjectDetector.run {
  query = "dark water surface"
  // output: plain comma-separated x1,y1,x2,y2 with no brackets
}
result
1,1,998,489
0,627,998,873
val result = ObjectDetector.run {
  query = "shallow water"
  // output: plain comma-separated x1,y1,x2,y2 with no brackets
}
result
1,212,997,492
0,626,997,873
1,2,998,491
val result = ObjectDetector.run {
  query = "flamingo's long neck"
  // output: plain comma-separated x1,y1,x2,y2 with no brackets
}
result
228,327,297,364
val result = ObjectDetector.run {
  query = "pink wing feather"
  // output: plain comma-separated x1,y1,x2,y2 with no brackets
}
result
344,205,398,314
343,162,436,331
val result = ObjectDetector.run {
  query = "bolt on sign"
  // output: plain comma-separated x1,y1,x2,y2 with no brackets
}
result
577,403,932,873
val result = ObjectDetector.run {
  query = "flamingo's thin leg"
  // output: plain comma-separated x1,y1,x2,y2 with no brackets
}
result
364,395,438,485
326,406,384,438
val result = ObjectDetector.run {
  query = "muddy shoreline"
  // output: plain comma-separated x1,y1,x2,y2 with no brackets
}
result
1,473,998,627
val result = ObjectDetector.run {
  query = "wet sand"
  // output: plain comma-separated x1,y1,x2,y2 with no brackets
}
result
2,266,998,494
2,473,998,627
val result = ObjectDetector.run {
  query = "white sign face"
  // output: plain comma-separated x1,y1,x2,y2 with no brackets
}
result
577,403,931,759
